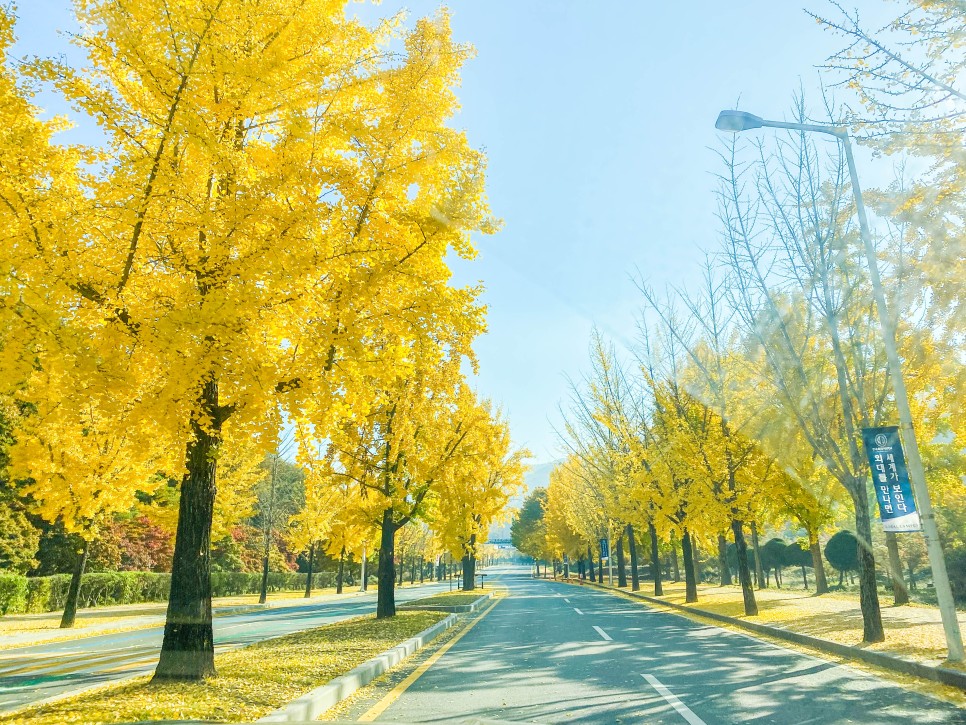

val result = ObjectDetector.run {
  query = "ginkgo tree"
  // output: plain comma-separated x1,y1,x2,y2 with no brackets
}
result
1,0,497,682
432,402,528,590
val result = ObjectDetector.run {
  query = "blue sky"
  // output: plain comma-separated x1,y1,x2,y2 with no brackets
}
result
9,0,894,463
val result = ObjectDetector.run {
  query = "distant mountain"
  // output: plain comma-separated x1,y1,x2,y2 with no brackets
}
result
487,458,563,542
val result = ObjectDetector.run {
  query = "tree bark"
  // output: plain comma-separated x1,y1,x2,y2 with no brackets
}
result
304,541,315,598
337,545,346,594
258,453,279,605
809,531,829,594
717,534,732,586
693,542,703,584
885,532,909,605
60,538,89,629
616,532,627,588
852,489,884,642
376,508,397,618
750,522,765,589
649,521,663,596
731,519,758,616
626,523,640,591
154,379,221,682
682,528,698,603
587,546,596,582
462,534,477,590
597,548,604,583
670,533,680,582
801,565,809,590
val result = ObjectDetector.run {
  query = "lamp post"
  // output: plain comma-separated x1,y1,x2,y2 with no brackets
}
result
716,110,964,662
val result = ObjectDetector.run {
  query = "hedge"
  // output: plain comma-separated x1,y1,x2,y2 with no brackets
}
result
0,570,326,615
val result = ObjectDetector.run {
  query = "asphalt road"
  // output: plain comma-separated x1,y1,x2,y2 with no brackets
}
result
369,570,965,724
0,580,450,714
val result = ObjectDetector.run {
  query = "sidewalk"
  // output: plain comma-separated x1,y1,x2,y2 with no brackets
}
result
575,577,966,669
0,580,442,650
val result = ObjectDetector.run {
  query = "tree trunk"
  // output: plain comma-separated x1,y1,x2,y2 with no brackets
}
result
649,521,663,596
682,528,698,603
597,549,604,583
578,558,585,579
907,560,917,591
304,541,315,598
731,519,758,616
852,489,884,642
154,379,221,682
626,524,640,591
462,534,477,590
563,554,570,578
419,556,425,583
693,542,703,584
717,534,732,586
587,546,596,582
670,533,680,582
616,532,627,588
809,531,829,594
376,508,397,618
750,522,765,589
801,565,808,590
885,532,909,606
258,454,279,605
60,538,90,629
462,553,476,590
337,546,346,594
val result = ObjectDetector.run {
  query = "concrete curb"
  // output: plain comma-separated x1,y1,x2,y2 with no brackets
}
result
256,613,459,722
401,593,492,613
568,578,966,691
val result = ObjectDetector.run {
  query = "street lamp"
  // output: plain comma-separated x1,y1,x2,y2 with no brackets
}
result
716,109,965,662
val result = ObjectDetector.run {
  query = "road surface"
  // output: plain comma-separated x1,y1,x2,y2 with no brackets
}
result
359,570,964,724
0,580,450,714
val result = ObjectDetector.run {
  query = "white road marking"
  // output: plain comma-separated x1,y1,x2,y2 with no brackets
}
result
564,598,571,603
642,674,706,725
573,607,583,615
592,625,612,641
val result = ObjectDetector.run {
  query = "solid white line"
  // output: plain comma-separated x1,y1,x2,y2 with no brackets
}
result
642,674,706,725
592,625,612,641
573,607,583,615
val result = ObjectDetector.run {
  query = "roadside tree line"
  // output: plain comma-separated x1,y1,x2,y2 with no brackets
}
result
0,0,526,682
516,0,966,649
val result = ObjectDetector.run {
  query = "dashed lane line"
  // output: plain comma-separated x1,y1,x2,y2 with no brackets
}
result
573,608,584,615
592,626,612,641
642,673,706,725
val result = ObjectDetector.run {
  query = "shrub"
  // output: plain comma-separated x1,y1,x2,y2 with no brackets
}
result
0,573,28,615
824,530,859,586
0,570,310,616
946,546,966,605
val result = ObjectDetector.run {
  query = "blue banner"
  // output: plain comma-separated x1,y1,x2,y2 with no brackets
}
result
599,538,609,559
861,426,921,533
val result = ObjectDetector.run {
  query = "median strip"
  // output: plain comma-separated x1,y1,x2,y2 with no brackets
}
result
0,611,448,725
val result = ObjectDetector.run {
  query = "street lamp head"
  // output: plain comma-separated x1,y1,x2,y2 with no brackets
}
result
715,110,764,132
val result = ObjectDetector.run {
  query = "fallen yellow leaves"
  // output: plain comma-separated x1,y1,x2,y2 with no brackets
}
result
0,611,446,725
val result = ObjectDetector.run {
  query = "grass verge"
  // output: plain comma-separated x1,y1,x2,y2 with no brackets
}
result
403,591,487,607
0,610,447,725
619,579,966,666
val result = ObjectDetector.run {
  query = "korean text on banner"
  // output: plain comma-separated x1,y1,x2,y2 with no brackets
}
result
861,426,922,533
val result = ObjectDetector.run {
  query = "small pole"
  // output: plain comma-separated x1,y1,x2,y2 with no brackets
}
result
608,522,614,586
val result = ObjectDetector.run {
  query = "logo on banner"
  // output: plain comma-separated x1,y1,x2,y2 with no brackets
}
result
861,426,921,533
